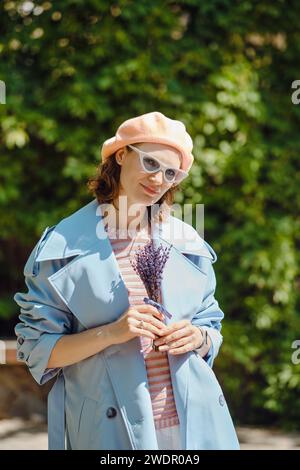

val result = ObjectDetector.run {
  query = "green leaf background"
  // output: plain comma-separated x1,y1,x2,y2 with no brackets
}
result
0,0,299,429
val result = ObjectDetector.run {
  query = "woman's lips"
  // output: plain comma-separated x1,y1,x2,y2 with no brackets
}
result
140,183,160,196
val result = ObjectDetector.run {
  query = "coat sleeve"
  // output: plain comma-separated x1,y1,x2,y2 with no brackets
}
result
14,228,74,385
190,240,224,368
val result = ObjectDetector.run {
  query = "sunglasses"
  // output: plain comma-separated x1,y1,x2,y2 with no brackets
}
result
127,144,188,184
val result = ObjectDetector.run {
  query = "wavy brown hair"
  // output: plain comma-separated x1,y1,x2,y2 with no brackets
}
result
87,143,181,222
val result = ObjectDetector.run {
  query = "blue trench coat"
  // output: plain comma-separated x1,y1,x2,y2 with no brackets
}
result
14,199,239,450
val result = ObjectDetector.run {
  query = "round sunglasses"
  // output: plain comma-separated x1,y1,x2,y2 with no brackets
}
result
127,144,188,184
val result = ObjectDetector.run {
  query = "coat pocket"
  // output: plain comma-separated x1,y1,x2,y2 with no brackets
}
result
75,394,134,450
191,350,225,402
76,396,98,450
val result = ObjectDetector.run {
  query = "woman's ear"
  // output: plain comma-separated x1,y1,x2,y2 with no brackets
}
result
115,147,127,165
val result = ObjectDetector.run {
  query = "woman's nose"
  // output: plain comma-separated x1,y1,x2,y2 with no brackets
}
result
148,170,164,184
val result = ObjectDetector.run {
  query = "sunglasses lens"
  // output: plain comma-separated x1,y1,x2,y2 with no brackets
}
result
165,169,176,182
142,156,160,172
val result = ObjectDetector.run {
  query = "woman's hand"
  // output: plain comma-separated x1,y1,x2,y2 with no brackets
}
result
109,304,168,345
153,320,211,356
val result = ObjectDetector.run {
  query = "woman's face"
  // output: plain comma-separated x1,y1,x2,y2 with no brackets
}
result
115,142,182,206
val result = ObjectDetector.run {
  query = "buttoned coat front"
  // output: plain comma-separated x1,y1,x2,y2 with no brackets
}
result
14,199,239,450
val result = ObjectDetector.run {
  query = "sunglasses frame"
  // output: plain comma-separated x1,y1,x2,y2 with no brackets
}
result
127,144,188,184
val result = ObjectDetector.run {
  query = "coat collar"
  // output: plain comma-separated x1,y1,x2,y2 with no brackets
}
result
35,198,213,262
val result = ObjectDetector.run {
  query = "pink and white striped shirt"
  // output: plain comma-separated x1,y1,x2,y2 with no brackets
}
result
107,226,179,430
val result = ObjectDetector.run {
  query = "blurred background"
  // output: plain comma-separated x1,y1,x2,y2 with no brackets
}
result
0,0,299,449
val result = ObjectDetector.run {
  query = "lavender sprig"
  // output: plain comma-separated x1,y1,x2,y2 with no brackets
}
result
130,240,173,351
130,240,172,303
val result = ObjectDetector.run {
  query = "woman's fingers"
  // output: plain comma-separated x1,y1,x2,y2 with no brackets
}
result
127,314,162,339
134,304,164,321
158,335,191,352
130,324,156,340
136,313,167,334
168,342,195,355
131,305,167,336
131,316,160,340
154,321,196,346
154,323,193,347
128,305,168,338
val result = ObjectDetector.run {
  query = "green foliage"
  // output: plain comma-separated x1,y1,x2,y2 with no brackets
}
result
1,0,299,429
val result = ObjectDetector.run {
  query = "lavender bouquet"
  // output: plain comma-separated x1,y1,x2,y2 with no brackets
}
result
130,240,173,351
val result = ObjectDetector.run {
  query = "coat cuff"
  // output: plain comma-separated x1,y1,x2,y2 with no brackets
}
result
196,326,223,368
17,333,64,385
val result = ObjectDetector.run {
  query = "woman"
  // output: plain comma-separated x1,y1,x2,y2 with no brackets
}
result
14,111,239,450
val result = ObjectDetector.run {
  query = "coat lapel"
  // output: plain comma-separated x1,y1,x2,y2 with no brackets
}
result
154,237,208,325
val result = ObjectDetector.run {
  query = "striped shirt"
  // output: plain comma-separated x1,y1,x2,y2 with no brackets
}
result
107,225,179,430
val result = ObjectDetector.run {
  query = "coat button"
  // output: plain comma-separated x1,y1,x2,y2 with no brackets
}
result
17,337,24,345
106,407,117,418
219,394,225,406
18,351,24,359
